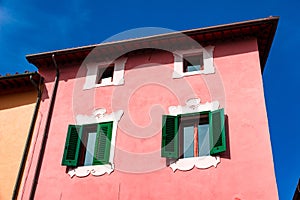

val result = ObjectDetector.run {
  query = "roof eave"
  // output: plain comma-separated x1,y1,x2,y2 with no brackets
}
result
26,16,279,73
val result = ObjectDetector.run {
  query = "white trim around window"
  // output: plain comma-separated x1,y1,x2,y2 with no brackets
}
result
168,98,221,172
67,109,123,178
83,57,128,90
172,46,215,78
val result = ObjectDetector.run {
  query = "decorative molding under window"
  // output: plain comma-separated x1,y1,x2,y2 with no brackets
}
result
67,109,123,178
83,57,128,89
168,98,219,115
170,156,220,172
168,98,221,172
68,164,114,178
172,46,215,78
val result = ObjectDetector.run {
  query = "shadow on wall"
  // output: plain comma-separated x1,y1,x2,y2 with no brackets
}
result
0,82,50,110
213,39,258,59
220,115,231,159
0,91,37,110
125,49,174,70
41,85,49,102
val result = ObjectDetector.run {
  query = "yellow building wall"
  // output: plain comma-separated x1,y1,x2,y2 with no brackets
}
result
0,91,36,200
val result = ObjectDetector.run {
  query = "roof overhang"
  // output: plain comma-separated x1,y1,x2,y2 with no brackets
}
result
0,72,42,95
26,16,279,73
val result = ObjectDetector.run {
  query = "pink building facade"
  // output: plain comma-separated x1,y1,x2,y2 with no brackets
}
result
18,17,279,199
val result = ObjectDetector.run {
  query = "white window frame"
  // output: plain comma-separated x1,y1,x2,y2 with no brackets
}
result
167,98,221,172
83,57,128,90
67,109,123,178
172,46,215,78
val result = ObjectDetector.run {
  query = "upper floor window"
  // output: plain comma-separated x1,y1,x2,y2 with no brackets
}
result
172,46,215,78
97,64,115,85
83,57,127,90
183,53,204,73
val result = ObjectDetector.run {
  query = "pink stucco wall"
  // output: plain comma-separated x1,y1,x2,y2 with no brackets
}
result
20,38,278,199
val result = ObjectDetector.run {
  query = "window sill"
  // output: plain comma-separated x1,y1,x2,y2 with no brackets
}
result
169,156,220,172
172,68,215,78
68,164,114,178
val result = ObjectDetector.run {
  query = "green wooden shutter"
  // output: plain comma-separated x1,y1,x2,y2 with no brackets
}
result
93,122,113,165
161,115,179,158
62,125,82,167
209,108,226,155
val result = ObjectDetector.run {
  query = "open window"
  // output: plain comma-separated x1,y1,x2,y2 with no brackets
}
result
172,46,215,78
83,57,127,90
97,64,115,85
161,108,226,159
61,122,113,167
183,53,204,73
179,112,209,158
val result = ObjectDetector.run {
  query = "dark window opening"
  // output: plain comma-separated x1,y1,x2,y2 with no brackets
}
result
97,64,114,84
183,53,204,72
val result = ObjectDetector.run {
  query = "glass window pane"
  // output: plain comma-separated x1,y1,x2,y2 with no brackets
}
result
187,65,201,72
84,132,97,166
183,126,194,158
183,53,204,72
198,124,210,156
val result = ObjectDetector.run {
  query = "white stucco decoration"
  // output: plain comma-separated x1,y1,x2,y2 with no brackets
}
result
168,98,219,116
168,98,221,172
172,46,215,78
67,109,123,178
68,164,114,178
170,156,220,172
83,57,128,90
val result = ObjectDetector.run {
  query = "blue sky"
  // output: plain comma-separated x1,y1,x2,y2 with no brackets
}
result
0,0,299,199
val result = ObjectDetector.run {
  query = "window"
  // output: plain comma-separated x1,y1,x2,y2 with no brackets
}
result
180,113,210,158
172,46,215,78
97,64,114,84
83,57,127,90
61,122,113,167
161,108,226,159
183,53,204,73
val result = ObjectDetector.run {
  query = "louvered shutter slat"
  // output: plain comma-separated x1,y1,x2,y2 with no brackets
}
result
62,125,82,167
161,115,179,158
93,122,113,165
